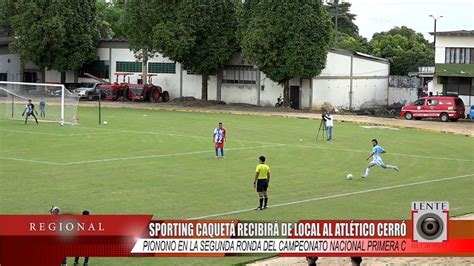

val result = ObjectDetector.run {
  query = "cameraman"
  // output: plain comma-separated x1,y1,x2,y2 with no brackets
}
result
323,112,333,141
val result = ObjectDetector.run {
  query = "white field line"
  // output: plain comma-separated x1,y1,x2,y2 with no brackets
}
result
188,173,474,220
62,144,284,165
0,156,61,165
0,129,125,137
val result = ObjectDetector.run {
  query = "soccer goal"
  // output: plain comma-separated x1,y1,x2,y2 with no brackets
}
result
0,81,80,126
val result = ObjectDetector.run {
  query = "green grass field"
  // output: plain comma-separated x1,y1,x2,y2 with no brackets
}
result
1,105,473,265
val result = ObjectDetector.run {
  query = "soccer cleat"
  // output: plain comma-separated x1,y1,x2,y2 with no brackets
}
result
255,207,263,211
263,206,268,209
394,166,399,172
361,175,367,179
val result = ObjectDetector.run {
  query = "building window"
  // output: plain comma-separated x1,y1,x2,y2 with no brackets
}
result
443,77,473,96
222,65,257,84
148,62,176,74
0,73,6,81
79,60,110,79
445,48,473,64
116,61,142,73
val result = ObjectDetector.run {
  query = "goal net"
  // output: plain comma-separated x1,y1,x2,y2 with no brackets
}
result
0,81,80,125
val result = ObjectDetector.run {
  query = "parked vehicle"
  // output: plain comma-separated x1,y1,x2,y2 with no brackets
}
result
64,83,84,92
84,72,170,102
275,95,285,107
137,74,170,102
98,73,131,101
73,83,105,101
400,95,465,122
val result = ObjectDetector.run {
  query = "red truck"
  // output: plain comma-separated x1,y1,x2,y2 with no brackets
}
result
400,95,465,122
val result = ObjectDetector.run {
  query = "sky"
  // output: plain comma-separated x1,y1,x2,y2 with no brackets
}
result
347,0,474,41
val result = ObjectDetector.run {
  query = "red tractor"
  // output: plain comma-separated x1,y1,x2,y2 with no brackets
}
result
85,72,170,102
98,72,132,101
139,74,170,102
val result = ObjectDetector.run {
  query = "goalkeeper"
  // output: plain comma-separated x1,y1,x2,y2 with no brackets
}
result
22,99,39,124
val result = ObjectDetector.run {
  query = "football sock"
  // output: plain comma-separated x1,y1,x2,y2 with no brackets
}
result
221,148,224,156
386,165,396,170
215,148,218,157
364,168,370,177
259,197,264,208
264,197,268,208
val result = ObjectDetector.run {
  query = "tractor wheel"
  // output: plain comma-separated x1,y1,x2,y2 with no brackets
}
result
161,91,170,102
150,87,160,103
122,88,129,101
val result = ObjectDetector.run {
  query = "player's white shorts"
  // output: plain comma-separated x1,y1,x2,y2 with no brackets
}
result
371,157,385,167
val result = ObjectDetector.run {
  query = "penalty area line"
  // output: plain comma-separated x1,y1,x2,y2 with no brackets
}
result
188,173,474,220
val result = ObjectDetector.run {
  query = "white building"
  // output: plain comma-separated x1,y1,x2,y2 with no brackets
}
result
431,30,474,110
1,38,390,110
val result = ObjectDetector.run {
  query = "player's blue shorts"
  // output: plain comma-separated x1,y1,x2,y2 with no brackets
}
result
371,157,385,167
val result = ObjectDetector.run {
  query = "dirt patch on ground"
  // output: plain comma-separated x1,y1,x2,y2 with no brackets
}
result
78,100,474,137
247,214,474,266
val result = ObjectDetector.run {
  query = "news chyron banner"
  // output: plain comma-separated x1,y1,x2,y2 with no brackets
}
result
0,202,473,265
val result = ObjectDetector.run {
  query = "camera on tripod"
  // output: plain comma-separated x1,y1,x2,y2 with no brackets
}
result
316,112,331,140
321,112,330,121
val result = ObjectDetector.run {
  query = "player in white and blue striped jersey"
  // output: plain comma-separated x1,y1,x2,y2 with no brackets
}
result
362,139,399,178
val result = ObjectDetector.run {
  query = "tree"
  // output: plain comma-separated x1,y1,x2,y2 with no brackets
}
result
96,0,126,39
369,26,434,75
238,0,333,102
323,0,370,53
325,0,359,39
10,0,100,83
336,34,371,54
152,0,238,100
0,0,15,37
122,0,161,83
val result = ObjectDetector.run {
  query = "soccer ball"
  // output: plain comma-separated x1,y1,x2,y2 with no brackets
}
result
103,121,108,125
346,174,353,180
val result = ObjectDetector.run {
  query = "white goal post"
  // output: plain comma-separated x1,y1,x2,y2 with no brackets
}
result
0,81,80,126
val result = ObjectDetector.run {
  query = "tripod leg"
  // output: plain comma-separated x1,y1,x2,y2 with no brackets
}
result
316,120,323,140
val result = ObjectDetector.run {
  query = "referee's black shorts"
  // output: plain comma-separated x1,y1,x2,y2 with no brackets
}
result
256,179,268,192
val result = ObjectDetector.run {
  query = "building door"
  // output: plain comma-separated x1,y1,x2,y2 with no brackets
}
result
290,86,300,109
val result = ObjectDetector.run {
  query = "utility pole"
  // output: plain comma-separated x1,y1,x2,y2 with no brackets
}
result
429,15,443,48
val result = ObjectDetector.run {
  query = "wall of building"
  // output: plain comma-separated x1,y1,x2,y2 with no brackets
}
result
388,76,420,105
0,53,21,81
312,52,389,110
2,43,390,110
435,35,474,64
259,73,282,106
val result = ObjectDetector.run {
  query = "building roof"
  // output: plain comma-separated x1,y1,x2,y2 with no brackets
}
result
429,30,474,36
330,48,389,63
